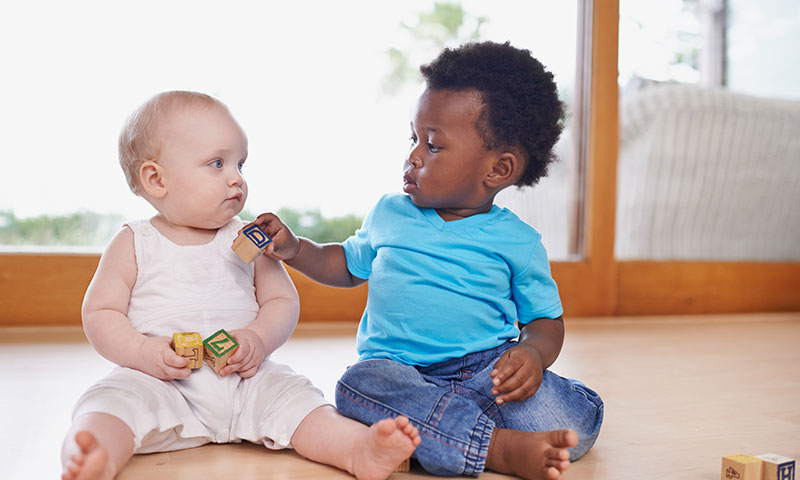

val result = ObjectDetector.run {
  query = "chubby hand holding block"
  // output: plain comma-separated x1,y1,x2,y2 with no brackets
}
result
173,332,204,369
203,329,240,374
231,223,272,263
756,454,795,480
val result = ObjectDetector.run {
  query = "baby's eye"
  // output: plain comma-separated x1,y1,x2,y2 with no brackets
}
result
210,159,223,168
409,135,418,145
427,142,441,153
237,160,245,171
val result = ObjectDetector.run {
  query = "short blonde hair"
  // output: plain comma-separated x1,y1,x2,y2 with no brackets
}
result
118,91,225,194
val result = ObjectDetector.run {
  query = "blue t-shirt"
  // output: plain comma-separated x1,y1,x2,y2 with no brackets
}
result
343,193,563,366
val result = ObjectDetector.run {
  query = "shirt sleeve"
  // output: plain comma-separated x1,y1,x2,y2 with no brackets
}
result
342,201,378,280
513,240,564,324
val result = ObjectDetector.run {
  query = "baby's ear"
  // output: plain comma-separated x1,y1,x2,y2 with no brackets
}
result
138,160,167,199
485,152,519,189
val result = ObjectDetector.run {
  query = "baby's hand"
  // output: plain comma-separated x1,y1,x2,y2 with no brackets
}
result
135,336,190,380
219,328,266,378
490,344,544,405
251,213,300,262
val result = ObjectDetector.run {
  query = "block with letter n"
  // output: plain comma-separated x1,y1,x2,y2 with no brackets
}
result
231,223,272,263
203,329,240,374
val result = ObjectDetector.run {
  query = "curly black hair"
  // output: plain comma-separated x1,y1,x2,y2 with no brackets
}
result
420,41,564,187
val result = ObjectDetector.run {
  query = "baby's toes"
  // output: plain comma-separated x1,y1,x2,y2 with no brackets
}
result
545,446,570,461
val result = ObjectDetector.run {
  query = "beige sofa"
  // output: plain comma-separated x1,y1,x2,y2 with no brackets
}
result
615,83,800,261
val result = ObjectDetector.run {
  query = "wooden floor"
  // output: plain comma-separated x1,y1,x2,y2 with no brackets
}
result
2,313,798,480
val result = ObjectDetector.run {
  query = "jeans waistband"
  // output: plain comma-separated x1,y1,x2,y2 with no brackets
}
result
417,340,515,377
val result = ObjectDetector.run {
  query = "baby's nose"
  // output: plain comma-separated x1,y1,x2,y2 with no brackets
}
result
228,170,244,186
406,153,422,168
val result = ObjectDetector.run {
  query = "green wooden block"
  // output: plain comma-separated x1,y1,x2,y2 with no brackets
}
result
203,329,239,374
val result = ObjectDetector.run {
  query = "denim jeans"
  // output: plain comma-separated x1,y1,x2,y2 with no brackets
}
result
335,341,604,476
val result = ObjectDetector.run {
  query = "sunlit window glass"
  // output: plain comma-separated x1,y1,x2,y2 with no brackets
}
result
1,1,580,259
617,0,800,261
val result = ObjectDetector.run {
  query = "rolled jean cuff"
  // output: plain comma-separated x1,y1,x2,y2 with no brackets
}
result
463,414,494,476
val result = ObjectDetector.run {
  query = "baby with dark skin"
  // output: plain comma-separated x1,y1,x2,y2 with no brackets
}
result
252,42,603,479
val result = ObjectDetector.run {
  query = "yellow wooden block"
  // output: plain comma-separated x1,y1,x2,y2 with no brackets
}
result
723,454,764,480
173,332,203,369
231,224,271,263
756,454,795,480
203,329,239,374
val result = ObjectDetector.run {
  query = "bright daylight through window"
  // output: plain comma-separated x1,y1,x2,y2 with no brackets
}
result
616,0,800,261
1,1,580,258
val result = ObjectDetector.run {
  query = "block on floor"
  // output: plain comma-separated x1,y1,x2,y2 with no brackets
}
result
722,454,764,480
395,458,410,472
756,454,795,480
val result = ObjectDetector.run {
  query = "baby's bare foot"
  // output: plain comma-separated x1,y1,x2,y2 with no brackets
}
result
351,416,421,480
486,428,578,480
61,431,111,480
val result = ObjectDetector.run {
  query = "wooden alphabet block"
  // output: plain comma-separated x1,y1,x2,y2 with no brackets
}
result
756,454,795,480
173,332,203,369
231,223,271,263
394,458,410,472
203,329,239,374
722,454,764,480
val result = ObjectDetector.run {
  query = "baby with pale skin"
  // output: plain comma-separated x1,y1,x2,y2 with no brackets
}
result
60,91,419,480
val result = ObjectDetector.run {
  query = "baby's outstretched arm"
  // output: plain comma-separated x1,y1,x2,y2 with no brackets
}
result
252,212,302,261
253,212,366,288
490,316,565,404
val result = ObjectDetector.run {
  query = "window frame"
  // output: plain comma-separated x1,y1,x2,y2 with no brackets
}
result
1,0,798,326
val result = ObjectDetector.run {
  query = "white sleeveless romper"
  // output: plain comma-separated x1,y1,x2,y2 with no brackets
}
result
72,218,327,453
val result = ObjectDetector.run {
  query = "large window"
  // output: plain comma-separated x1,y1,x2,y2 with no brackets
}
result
616,0,800,261
4,1,799,324
0,1,583,259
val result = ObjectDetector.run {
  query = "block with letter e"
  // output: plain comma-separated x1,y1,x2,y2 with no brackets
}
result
757,454,795,480
173,332,203,369
203,329,240,374
231,223,272,263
